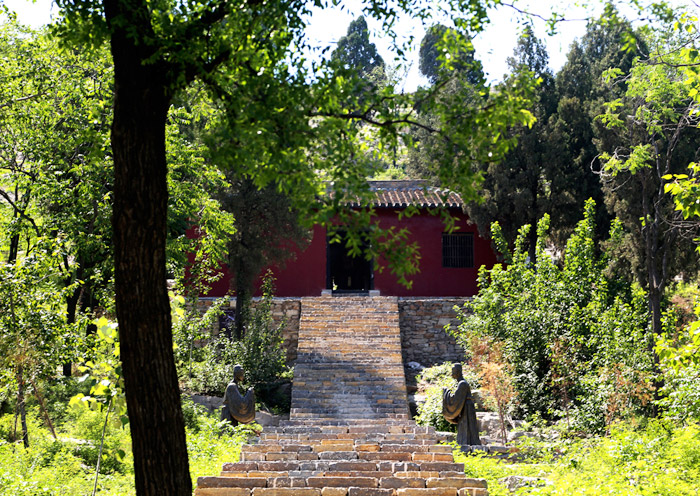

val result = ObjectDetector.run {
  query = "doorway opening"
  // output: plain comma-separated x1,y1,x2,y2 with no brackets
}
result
326,232,373,293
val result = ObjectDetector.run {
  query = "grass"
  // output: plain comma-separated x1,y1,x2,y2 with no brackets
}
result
453,419,700,496
0,398,254,495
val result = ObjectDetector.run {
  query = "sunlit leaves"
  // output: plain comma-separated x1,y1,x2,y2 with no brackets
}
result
453,200,653,422
70,317,128,427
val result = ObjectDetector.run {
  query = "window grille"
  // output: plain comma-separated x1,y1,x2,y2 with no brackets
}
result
442,233,474,268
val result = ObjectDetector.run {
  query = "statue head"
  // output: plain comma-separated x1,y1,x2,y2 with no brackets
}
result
451,363,463,381
233,364,245,383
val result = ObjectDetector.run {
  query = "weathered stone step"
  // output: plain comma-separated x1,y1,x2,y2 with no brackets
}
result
270,422,431,431
225,460,466,473
196,476,488,494
196,490,487,496
242,443,453,455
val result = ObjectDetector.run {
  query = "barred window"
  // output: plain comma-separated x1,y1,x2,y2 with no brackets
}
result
442,233,474,268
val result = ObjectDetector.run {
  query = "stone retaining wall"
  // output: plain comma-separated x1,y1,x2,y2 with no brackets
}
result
198,297,301,363
197,296,470,367
398,298,469,367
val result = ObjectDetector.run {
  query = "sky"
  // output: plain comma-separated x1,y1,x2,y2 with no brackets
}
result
2,0,697,91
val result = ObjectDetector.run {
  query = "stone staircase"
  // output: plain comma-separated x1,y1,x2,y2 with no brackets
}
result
195,296,488,496
291,296,409,421
195,419,488,496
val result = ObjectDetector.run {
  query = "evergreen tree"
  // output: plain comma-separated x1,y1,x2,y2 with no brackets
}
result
465,26,560,260
418,23,483,85
331,16,386,86
548,4,646,245
218,176,310,339
406,25,489,182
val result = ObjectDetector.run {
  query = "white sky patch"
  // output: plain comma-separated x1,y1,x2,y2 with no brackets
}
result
4,0,696,90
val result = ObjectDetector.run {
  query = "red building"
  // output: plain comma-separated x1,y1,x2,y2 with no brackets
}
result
206,180,498,298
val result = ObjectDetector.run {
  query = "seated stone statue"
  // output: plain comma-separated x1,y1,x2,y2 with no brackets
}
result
221,365,256,426
442,363,481,446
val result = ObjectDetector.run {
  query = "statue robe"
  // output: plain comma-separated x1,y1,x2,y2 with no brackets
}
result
221,383,256,425
443,379,481,446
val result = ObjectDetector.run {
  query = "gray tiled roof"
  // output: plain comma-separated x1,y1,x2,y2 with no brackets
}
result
346,180,464,208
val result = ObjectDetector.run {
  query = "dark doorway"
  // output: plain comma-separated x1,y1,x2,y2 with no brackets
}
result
327,232,373,293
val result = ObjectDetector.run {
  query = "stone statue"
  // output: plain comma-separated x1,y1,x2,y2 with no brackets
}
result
442,363,481,446
221,365,256,426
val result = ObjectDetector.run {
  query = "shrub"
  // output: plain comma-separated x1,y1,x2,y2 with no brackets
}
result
656,297,700,423
536,421,700,494
234,272,288,386
414,362,479,433
451,200,654,429
183,271,289,402
66,407,131,475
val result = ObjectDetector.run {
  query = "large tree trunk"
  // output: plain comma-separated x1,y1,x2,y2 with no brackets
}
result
109,27,192,496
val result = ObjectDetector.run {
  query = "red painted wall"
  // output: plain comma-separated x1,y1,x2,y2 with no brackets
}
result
202,208,498,298
371,208,497,297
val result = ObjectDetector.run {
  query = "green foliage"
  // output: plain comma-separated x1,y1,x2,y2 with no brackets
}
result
172,293,229,381
452,200,654,429
453,449,534,496
166,102,236,287
235,273,288,386
465,24,592,257
535,421,700,495
215,174,310,335
181,272,288,400
596,18,700,336
656,293,700,423
414,362,467,433
69,318,127,428
184,398,257,488
0,407,134,495
0,391,254,495
331,16,385,83
67,408,131,475
418,23,483,85
450,420,700,496
0,249,80,399
0,20,115,327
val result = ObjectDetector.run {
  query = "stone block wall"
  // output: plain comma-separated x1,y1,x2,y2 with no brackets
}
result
398,297,470,367
197,296,470,367
198,297,301,363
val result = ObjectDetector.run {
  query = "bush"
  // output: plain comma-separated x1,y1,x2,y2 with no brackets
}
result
185,400,258,488
451,200,654,428
414,362,479,433
656,293,700,424
66,407,132,475
0,408,134,496
182,272,289,406
234,272,288,386
536,421,700,494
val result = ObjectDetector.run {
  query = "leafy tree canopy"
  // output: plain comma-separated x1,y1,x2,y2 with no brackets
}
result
331,16,385,82
419,23,484,85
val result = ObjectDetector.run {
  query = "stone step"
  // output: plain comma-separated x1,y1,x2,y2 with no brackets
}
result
196,490,488,496
242,443,453,454
196,476,488,494
291,296,408,422
225,460,467,473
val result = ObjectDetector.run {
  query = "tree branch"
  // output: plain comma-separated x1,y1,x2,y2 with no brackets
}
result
0,92,47,111
308,109,439,134
0,189,41,236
